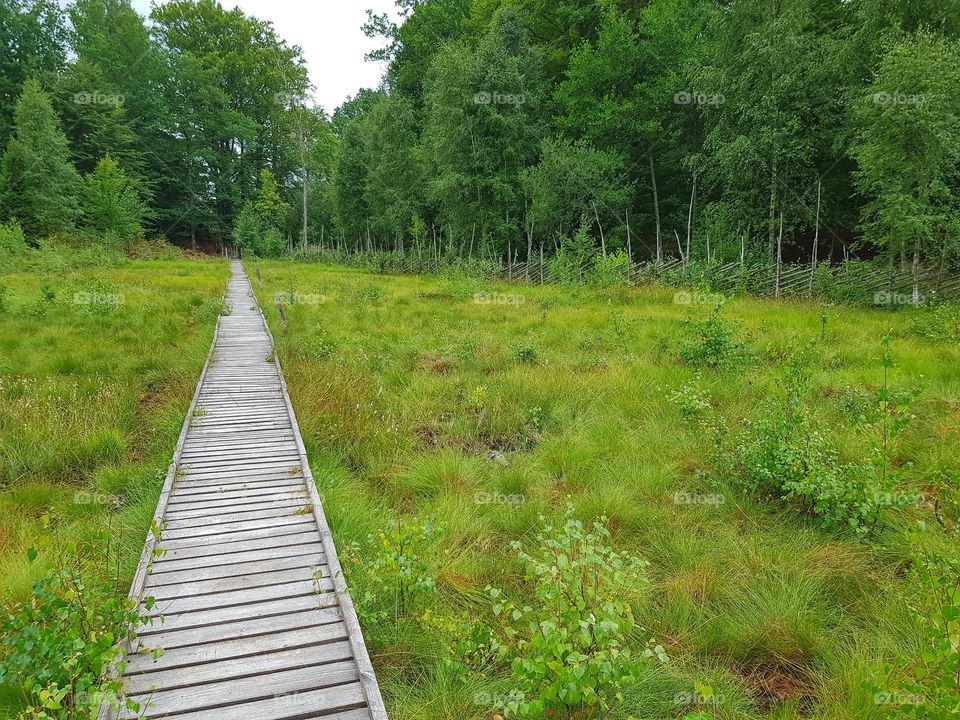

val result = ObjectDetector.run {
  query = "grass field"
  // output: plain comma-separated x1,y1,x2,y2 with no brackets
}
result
0,258,229,717
249,260,959,720
0,256,957,719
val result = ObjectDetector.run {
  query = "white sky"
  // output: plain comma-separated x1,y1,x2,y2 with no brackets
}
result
129,0,400,115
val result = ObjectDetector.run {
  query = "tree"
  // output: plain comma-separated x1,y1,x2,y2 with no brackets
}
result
850,32,960,270
0,79,79,235
421,7,546,256
52,59,142,177
233,169,290,256
363,95,424,248
693,0,853,262
333,90,382,248
82,155,148,244
522,138,628,253
0,0,68,147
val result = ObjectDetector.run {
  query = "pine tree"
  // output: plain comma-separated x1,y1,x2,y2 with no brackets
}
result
82,154,147,244
0,79,80,235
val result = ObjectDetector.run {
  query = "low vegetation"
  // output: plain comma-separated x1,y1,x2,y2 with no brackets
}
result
0,254,227,717
249,259,960,719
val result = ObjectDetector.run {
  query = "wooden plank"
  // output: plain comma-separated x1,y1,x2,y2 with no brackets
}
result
162,497,309,521
123,623,349,675
124,641,354,695
143,578,334,615
161,504,314,532
137,594,339,636
148,541,324,574
133,607,343,652
144,565,331,602
137,684,368,720
154,531,320,562
157,514,313,540
144,552,326,587
157,520,317,550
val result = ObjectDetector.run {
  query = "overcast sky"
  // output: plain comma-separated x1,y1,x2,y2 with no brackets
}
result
128,0,400,115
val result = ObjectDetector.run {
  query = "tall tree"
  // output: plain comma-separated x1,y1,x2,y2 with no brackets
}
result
421,7,546,255
0,79,80,235
52,59,142,177
850,32,960,268
0,0,68,147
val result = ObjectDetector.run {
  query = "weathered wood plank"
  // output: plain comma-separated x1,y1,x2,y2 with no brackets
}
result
123,622,349,675
124,641,354,695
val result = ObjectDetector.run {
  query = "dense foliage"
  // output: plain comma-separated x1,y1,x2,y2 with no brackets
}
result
1,0,958,263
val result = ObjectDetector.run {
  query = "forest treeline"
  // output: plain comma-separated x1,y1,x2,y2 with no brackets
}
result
1,0,959,267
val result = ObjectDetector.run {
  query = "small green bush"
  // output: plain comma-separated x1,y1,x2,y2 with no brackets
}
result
718,336,920,534
0,220,28,255
482,505,660,717
678,303,747,369
869,527,960,718
345,516,443,624
0,540,153,720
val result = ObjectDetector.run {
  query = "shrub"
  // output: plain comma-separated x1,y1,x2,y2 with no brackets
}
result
0,538,153,720
482,505,660,717
587,249,629,287
869,527,960,718
0,220,28,254
669,375,712,421
678,303,746,369
510,342,538,364
719,336,920,535
900,300,960,344
81,156,147,245
345,516,443,624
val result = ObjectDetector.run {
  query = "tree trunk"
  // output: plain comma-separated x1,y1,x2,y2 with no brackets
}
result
686,171,696,264
625,208,632,263
912,236,920,304
809,178,821,295
775,210,784,298
649,155,662,261
768,159,778,261
592,202,606,258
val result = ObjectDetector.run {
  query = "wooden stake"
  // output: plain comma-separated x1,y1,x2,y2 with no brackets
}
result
275,294,288,336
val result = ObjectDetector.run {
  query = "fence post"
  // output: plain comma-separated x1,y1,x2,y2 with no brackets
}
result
274,294,288,336
256,264,262,289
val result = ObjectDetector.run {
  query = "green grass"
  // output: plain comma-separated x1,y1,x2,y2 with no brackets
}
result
250,260,959,720
0,257,229,717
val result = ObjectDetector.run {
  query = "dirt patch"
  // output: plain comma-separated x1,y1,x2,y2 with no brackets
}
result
417,353,455,374
735,663,816,711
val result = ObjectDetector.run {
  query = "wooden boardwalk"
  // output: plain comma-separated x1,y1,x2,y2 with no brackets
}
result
105,261,387,720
